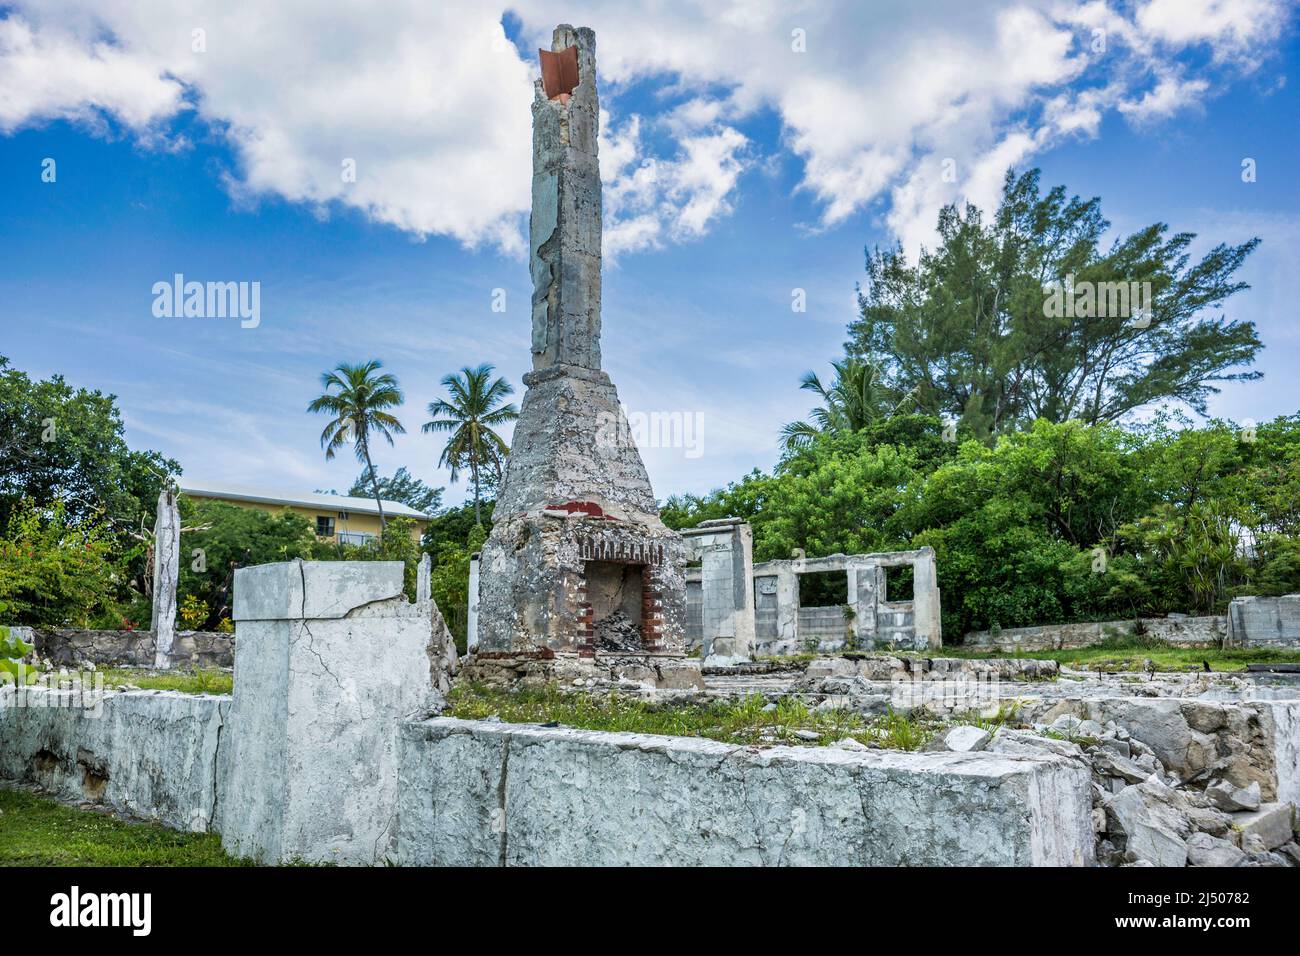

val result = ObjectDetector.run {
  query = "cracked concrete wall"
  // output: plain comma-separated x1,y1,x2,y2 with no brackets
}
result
11,625,233,668
222,560,444,865
1228,594,1300,648
0,685,228,833
395,717,1095,866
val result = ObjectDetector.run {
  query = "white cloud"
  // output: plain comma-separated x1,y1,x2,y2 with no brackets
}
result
1117,70,1211,122
600,110,749,257
2,1,536,251
0,15,184,131
0,0,1291,259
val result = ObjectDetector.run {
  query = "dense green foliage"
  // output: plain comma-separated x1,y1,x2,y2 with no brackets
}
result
0,357,178,627
175,499,316,629
422,505,492,649
664,413,1300,638
847,170,1262,439
0,500,121,628
0,356,178,535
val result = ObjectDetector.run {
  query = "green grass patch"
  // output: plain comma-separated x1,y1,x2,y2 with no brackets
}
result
31,667,234,695
97,668,233,694
0,788,252,866
445,683,1010,751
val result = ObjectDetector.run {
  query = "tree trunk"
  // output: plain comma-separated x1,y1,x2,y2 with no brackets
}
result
363,443,387,534
472,457,482,525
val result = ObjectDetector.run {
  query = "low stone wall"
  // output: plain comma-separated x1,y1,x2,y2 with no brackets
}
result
964,615,1226,651
395,717,1095,866
0,685,228,833
9,626,234,668
1228,595,1300,649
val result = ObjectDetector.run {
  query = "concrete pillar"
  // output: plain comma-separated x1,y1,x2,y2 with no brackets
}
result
775,563,800,652
151,488,181,669
680,519,756,664
466,554,481,651
416,553,431,604
731,522,756,661
848,562,878,648
912,547,942,650
222,560,441,865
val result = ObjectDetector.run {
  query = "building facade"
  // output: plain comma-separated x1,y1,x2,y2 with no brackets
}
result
180,482,429,546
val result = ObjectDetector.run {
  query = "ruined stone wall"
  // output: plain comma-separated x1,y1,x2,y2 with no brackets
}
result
1228,594,1300,649
0,685,228,833
963,615,1226,651
396,716,1095,866
10,626,234,668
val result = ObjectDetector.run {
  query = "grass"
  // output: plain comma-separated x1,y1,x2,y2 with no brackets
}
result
0,787,252,866
31,667,233,695
927,633,1300,673
99,668,233,694
446,683,1011,751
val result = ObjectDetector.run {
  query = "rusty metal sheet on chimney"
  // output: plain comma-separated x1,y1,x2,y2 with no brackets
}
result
539,45,579,100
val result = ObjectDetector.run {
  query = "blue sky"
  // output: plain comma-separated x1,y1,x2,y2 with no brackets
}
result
1,1,1297,508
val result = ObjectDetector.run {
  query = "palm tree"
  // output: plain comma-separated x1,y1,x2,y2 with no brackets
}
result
307,360,406,532
779,357,894,453
422,364,518,524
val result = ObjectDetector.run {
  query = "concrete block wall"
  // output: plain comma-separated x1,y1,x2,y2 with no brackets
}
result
1228,595,1300,649
396,717,1095,867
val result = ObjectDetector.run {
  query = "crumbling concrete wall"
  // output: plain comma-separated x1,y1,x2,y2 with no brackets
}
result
965,615,1226,650
681,518,755,663
1227,594,1300,649
10,626,234,668
0,685,228,833
395,717,1095,866
221,560,447,865
687,537,941,655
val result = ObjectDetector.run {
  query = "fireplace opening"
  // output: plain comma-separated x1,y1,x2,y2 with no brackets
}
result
585,560,645,652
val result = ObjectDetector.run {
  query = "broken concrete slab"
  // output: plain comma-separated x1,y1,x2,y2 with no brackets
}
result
1186,832,1246,867
1105,779,1192,867
1232,802,1295,851
1207,778,1261,812
926,725,991,753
